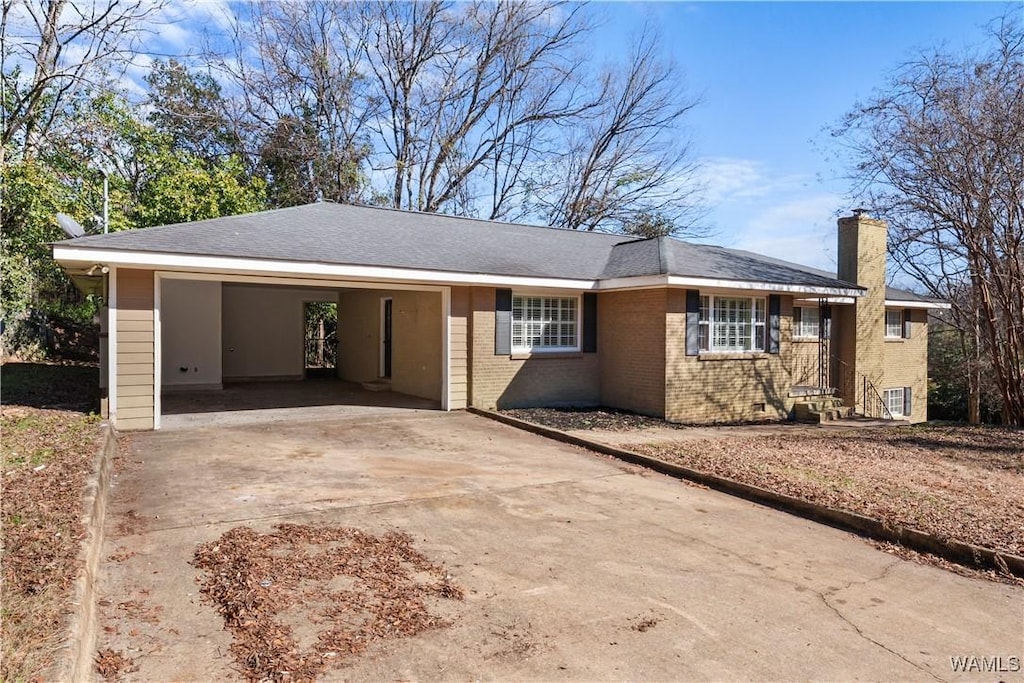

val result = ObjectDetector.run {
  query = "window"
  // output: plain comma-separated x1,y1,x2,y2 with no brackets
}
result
698,295,766,353
794,306,820,339
883,388,905,417
885,309,903,338
511,295,578,352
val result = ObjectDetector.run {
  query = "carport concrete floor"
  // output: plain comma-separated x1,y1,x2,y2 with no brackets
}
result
160,379,440,430
95,411,1021,681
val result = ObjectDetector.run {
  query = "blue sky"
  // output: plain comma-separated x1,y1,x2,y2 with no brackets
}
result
587,2,1013,274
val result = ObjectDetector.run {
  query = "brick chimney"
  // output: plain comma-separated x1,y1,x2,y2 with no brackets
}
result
833,211,887,411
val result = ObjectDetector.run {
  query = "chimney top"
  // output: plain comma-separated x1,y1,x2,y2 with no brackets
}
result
851,207,869,217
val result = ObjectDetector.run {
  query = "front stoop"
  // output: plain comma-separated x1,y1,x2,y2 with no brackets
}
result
793,396,853,424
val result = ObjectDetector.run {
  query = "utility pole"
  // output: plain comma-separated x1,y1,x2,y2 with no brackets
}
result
99,168,109,233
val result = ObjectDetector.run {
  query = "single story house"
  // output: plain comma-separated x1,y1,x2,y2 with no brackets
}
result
52,203,945,431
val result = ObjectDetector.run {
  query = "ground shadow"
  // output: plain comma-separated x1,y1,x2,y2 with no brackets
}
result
0,362,99,413
161,378,439,415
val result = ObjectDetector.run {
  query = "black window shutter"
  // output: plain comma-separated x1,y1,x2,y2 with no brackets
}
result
903,387,912,416
685,290,700,356
582,293,597,353
768,294,781,354
793,306,802,328
495,289,512,355
903,309,912,338
822,305,832,339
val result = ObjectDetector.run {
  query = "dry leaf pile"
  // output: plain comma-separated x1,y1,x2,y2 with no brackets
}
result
504,407,685,432
192,524,463,682
94,648,134,678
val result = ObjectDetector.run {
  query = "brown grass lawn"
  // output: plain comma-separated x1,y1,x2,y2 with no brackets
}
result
1,362,101,682
633,426,1024,558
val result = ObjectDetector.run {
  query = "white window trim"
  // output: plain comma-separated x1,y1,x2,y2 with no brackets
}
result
511,293,581,353
794,305,821,340
883,387,905,417
699,294,767,354
885,309,903,338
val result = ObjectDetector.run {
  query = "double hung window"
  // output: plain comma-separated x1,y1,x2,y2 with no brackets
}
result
698,295,766,353
794,306,820,339
511,295,578,352
885,309,903,338
883,388,905,417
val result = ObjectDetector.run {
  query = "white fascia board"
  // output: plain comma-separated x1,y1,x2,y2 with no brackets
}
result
794,296,856,305
52,246,595,291
886,299,951,310
664,275,863,298
597,274,861,297
54,245,867,298
595,275,669,291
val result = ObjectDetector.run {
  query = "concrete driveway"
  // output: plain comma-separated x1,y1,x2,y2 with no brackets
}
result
95,409,1022,681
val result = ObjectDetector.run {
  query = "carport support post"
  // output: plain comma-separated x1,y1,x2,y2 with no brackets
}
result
442,286,451,411
99,300,109,418
107,267,118,423
153,272,161,430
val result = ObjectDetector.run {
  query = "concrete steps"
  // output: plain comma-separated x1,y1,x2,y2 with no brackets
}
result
793,396,853,424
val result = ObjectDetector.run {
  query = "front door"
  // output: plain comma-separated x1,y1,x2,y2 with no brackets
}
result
380,297,392,378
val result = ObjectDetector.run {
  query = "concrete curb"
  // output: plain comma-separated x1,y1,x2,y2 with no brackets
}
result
470,408,1024,579
55,421,117,683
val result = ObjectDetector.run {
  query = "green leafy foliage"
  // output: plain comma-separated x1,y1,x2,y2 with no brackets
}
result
2,89,266,357
1,160,83,318
927,319,1002,423
135,153,266,228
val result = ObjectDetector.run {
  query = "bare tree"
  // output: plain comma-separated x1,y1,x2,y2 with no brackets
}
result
833,15,1024,425
360,0,451,210
1,0,166,161
210,0,703,232
213,0,373,205
363,0,594,216
533,26,703,235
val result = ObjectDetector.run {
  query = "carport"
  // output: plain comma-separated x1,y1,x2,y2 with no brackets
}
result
155,273,450,429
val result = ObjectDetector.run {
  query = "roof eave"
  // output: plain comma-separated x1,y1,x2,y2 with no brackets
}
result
52,244,866,298
51,245,598,290
598,274,864,297
885,298,951,310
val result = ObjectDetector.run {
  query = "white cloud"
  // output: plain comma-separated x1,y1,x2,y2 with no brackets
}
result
694,156,844,271
730,193,843,272
152,21,193,53
163,0,236,34
697,156,808,205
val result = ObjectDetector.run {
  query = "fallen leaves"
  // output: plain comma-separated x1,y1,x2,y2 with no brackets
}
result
508,409,1024,580
630,427,1024,560
504,407,686,432
94,648,134,679
1,406,102,681
191,524,464,682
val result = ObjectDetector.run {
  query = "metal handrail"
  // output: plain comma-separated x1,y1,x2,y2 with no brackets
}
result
830,354,893,420
862,375,894,420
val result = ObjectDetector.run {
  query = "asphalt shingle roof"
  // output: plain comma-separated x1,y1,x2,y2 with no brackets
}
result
56,202,901,293
727,248,940,303
62,203,625,280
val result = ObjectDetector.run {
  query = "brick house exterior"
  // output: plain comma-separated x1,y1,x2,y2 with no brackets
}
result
54,204,944,431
